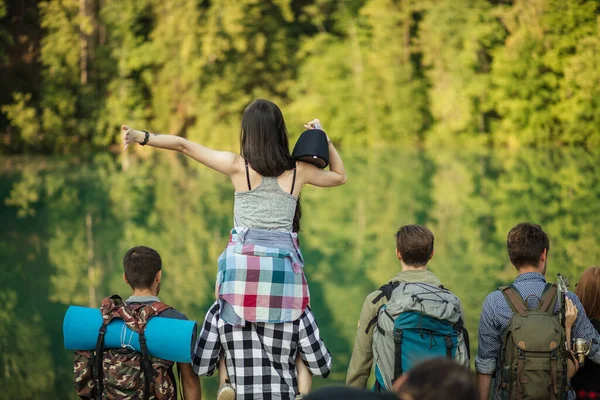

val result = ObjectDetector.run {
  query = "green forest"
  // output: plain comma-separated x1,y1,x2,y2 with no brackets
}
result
1,0,599,153
2,1,600,398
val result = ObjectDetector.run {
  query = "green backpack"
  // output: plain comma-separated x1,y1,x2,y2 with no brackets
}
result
498,284,568,400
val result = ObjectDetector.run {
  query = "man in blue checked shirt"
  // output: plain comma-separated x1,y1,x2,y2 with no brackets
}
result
192,302,332,400
475,222,600,400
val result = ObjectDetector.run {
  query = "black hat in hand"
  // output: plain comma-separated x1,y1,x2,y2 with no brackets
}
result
292,129,330,169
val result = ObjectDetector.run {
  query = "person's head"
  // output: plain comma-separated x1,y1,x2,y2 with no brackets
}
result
395,225,434,268
122,246,162,295
240,99,295,177
575,266,600,321
240,99,301,231
392,358,476,400
506,222,549,274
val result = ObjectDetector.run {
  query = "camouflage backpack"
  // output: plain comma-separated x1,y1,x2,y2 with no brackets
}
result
73,295,177,400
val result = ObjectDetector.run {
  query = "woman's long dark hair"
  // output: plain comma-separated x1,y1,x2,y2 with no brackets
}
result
575,266,600,321
240,99,301,232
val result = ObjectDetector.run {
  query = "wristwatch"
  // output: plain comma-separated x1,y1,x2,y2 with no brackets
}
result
141,130,150,146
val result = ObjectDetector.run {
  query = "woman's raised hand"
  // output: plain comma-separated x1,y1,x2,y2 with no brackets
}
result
122,125,143,151
303,119,322,130
303,119,330,141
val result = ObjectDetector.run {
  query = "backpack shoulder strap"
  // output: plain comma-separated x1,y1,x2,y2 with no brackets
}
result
148,301,173,317
138,302,173,400
130,301,174,331
538,283,558,313
364,282,400,334
499,285,528,317
94,295,125,400
100,294,125,324
372,281,401,304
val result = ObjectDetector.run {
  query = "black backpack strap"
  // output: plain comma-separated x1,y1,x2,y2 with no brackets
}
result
139,332,154,400
455,317,471,361
463,327,471,361
372,281,400,304
92,323,108,400
499,285,528,317
138,301,171,400
393,330,403,381
445,335,453,358
365,281,401,334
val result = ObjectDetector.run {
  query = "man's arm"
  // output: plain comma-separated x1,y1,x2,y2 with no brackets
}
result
298,308,332,378
567,292,600,364
476,373,493,400
192,302,222,376
475,294,502,400
346,295,379,389
177,363,201,400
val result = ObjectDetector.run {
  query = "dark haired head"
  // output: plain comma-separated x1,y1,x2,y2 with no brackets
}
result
240,99,301,231
123,246,162,290
395,225,434,266
240,99,295,177
507,222,549,269
393,358,476,400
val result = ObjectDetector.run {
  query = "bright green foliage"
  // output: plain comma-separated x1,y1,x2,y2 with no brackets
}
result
489,0,600,147
419,0,506,146
287,0,430,146
1,0,599,152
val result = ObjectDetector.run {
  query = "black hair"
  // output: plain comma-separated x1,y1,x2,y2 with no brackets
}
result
123,246,162,289
240,99,302,232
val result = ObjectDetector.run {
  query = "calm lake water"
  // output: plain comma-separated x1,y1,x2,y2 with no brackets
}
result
1,147,599,399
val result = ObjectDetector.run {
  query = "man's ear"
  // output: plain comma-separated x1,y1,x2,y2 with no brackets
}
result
539,248,548,266
123,273,129,285
155,270,162,283
429,249,435,260
396,249,402,260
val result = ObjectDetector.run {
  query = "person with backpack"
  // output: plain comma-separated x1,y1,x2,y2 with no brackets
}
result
73,246,201,400
475,222,600,400
346,224,469,389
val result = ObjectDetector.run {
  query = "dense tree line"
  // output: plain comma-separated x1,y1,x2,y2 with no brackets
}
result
1,0,598,153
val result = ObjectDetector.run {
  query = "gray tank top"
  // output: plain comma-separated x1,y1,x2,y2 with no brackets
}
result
233,163,298,232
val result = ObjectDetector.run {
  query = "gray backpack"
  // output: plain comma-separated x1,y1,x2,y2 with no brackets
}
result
371,282,470,391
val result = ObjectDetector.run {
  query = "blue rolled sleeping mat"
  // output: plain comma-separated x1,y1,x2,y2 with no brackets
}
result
63,306,197,363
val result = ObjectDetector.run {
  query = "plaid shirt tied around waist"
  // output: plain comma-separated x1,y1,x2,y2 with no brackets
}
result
217,228,310,325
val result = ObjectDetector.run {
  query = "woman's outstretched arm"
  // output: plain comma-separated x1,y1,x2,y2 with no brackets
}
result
299,119,347,188
122,125,241,176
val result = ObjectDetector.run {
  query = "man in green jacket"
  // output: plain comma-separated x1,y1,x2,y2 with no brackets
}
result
346,224,444,389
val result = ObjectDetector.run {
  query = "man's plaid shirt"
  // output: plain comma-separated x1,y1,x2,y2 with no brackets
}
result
192,301,332,399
